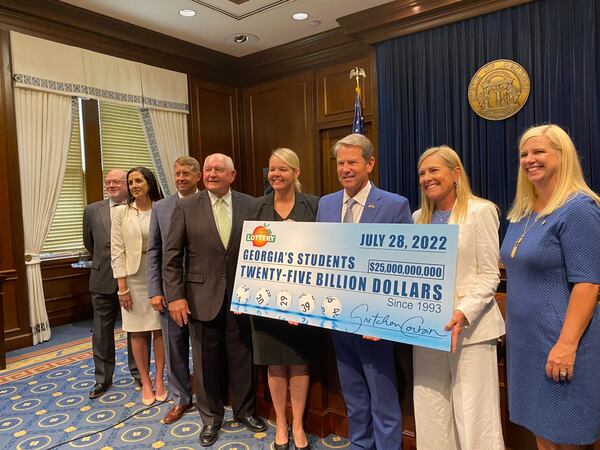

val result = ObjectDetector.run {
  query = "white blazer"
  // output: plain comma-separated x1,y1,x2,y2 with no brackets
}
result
111,203,143,279
413,198,505,345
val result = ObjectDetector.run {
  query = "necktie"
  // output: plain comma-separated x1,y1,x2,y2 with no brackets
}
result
343,198,357,223
215,197,231,247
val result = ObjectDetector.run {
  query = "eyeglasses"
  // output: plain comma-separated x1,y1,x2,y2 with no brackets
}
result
105,180,125,186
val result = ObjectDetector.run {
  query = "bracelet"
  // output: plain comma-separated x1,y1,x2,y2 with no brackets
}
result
117,288,130,296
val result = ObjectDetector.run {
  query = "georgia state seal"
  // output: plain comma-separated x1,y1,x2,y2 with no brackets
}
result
468,59,530,120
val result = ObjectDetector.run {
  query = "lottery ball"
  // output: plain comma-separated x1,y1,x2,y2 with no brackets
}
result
321,296,342,319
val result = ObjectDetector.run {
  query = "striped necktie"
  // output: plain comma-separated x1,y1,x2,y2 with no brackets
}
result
343,198,357,223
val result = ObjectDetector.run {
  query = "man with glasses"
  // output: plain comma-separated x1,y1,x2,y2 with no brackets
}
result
83,169,142,398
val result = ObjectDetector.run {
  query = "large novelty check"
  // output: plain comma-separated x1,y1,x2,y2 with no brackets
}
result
231,221,458,351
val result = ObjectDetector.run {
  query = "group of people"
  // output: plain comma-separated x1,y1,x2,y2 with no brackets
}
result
83,124,600,450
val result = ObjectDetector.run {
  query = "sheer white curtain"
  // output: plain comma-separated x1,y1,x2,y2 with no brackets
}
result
141,108,189,195
14,88,73,344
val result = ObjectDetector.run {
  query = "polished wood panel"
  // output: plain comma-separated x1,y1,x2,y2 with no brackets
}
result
317,57,374,126
188,79,242,188
41,258,92,327
242,72,316,196
337,0,534,45
81,99,103,204
0,274,5,369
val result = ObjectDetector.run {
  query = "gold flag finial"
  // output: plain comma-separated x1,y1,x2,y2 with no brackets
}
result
349,67,366,96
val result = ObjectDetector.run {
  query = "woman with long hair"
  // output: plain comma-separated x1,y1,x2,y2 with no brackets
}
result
413,145,505,450
111,166,166,406
501,124,600,449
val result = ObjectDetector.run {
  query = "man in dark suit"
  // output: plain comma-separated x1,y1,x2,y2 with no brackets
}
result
163,153,266,447
147,156,200,424
83,169,141,399
316,134,412,450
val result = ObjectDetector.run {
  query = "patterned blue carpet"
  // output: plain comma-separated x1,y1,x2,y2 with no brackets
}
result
0,334,349,450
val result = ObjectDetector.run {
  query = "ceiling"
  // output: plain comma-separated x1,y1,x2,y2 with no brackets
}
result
58,0,395,57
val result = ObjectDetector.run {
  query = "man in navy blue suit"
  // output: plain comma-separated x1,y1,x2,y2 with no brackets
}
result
147,156,200,424
316,133,411,450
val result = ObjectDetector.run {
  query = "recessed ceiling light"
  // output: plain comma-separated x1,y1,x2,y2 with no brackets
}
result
292,12,309,21
223,33,259,46
179,9,196,17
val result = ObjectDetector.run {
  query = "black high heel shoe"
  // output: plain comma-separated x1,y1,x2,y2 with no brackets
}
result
274,427,290,450
294,443,311,450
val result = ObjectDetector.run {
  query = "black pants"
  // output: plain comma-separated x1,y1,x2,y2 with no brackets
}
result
189,301,255,426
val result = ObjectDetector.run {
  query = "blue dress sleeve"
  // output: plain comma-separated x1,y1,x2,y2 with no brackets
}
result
559,196,600,284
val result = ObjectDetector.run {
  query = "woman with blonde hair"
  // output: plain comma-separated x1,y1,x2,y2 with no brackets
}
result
501,124,600,449
413,145,505,450
250,148,319,450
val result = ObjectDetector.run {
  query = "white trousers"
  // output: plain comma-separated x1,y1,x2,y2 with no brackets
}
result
413,340,504,450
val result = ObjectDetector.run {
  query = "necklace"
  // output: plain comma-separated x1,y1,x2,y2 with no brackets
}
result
510,212,539,258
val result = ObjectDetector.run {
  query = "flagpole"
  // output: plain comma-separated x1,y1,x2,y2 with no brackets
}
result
349,67,366,135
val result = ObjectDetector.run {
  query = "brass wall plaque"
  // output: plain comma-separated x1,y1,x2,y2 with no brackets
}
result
468,59,530,120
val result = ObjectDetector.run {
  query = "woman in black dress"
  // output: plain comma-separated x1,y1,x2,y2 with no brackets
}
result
251,148,319,450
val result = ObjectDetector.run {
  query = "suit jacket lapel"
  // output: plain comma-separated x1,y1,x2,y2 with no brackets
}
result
359,187,381,224
332,191,344,222
229,191,244,251
101,199,111,237
200,191,221,245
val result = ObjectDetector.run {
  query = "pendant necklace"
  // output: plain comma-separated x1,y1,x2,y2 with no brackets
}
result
511,212,539,258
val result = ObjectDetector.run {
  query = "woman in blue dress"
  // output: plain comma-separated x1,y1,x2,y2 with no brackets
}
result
500,124,600,448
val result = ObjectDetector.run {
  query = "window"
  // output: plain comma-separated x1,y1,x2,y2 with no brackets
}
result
98,101,156,182
42,101,85,253
42,99,157,256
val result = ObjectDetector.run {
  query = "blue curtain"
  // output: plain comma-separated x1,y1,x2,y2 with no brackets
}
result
377,0,600,228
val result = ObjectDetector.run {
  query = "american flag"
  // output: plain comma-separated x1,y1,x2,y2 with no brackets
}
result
352,83,365,135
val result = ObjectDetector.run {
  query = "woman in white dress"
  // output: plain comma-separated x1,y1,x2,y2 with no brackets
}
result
111,166,166,406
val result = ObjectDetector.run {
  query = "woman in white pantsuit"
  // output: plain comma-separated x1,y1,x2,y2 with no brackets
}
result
413,146,505,450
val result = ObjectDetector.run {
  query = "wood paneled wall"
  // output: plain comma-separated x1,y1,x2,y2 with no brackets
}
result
241,72,316,196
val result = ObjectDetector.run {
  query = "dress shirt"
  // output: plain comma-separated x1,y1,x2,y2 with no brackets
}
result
207,189,233,223
109,198,122,220
341,181,372,223
177,189,198,199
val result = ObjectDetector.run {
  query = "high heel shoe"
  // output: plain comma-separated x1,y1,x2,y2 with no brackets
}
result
292,428,310,450
142,392,155,406
274,427,290,450
155,389,168,402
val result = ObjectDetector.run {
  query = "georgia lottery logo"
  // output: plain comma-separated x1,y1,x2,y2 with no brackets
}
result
235,285,250,304
297,293,316,314
276,290,292,310
321,296,342,319
255,287,271,307
245,224,276,247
